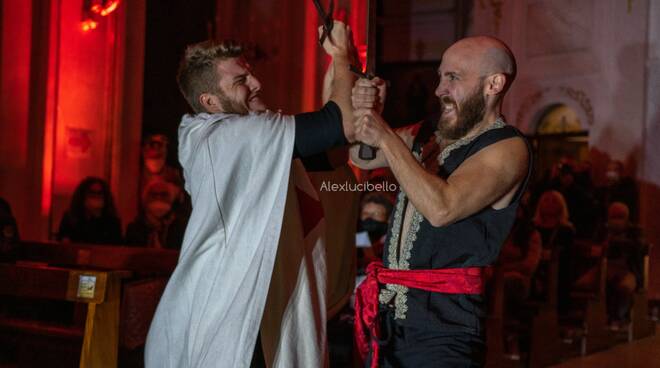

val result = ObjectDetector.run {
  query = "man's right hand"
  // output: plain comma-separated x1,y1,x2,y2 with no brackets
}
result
319,21,352,59
352,77,387,115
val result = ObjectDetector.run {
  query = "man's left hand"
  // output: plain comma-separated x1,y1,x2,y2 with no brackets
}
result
352,77,387,114
319,21,353,59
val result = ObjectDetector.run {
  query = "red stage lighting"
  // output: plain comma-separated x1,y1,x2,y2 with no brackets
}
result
81,0,120,32
90,0,120,17
81,18,98,32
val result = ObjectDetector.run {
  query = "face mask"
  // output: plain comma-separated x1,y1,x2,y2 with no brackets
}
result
147,200,172,218
145,158,166,174
607,219,627,233
359,218,388,240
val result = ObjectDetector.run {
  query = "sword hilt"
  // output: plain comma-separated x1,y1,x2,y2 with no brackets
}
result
358,144,377,160
348,65,379,161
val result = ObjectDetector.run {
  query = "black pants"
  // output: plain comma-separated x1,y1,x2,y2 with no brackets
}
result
368,309,486,368
250,333,266,368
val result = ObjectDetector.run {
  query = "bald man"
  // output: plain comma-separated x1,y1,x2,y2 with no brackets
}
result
351,37,531,367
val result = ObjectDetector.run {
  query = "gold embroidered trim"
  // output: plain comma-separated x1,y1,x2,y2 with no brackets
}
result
399,210,422,270
379,179,412,318
435,117,506,166
379,118,507,320
385,191,406,269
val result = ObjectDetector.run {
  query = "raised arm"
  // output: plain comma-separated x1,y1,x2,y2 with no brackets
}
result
354,109,529,227
321,21,356,143
348,77,423,169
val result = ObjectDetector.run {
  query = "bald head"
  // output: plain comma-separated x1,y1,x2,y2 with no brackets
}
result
444,36,516,86
435,36,517,132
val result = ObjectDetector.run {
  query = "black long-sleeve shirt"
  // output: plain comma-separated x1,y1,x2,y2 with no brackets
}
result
293,101,347,164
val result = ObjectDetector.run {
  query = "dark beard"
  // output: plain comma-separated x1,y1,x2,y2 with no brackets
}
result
437,83,486,140
216,90,249,115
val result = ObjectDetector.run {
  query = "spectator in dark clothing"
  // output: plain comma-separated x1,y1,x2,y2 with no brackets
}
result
574,160,595,191
532,190,576,314
599,160,639,223
0,197,20,261
139,134,184,191
57,177,122,244
501,203,542,311
499,200,542,359
125,179,186,249
576,202,644,328
356,192,393,273
140,133,192,227
553,164,597,239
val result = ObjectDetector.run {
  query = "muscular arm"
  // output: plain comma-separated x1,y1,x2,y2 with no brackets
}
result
327,57,355,142
320,21,356,143
377,124,529,226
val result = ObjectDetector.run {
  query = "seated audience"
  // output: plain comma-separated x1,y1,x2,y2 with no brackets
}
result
500,204,543,313
139,134,183,193
498,198,542,359
598,159,639,223
125,179,187,249
140,133,191,224
532,190,576,314
552,163,596,239
57,177,122,244
356,192,393,272
575,202,644,329
0,197,20,261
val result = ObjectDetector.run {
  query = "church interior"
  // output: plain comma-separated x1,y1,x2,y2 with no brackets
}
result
1,0,659,367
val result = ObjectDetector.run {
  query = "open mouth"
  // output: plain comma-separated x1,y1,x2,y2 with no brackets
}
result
440,96,456,114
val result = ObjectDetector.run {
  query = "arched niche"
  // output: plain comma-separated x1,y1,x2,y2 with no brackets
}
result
528,102,590,182
535,104,584,134
516,86,593,134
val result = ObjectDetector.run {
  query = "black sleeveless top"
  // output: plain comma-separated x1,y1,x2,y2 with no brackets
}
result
380,117,532,335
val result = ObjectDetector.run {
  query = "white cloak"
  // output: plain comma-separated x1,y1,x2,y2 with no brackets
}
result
145,110,322,368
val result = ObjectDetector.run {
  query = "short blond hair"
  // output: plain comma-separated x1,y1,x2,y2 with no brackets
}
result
177,40,243,113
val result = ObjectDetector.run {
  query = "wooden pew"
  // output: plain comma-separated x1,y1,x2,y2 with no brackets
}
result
0,263,130,367
501,249,561,367
16,241,179,276
488,257,562,368
526,251,561,367
569,255,610,356
12,241,179,353
628,242,655,341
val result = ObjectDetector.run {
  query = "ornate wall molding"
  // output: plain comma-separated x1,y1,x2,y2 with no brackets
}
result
515,86,594,133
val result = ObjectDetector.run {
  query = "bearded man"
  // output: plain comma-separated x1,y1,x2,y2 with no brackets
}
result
145,22,355,368
350,36,532,367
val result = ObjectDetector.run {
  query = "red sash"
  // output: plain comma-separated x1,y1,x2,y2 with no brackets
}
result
354,261,484,368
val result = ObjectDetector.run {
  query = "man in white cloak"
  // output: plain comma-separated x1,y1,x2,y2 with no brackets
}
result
145,22,356,368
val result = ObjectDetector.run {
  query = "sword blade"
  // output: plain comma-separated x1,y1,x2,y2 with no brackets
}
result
366,0,377,76
311,0,328,20
359,0,379,161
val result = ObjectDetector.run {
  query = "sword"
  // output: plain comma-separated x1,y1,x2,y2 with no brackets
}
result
312,0,334,46
357,0,378,160
312,0,378,160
